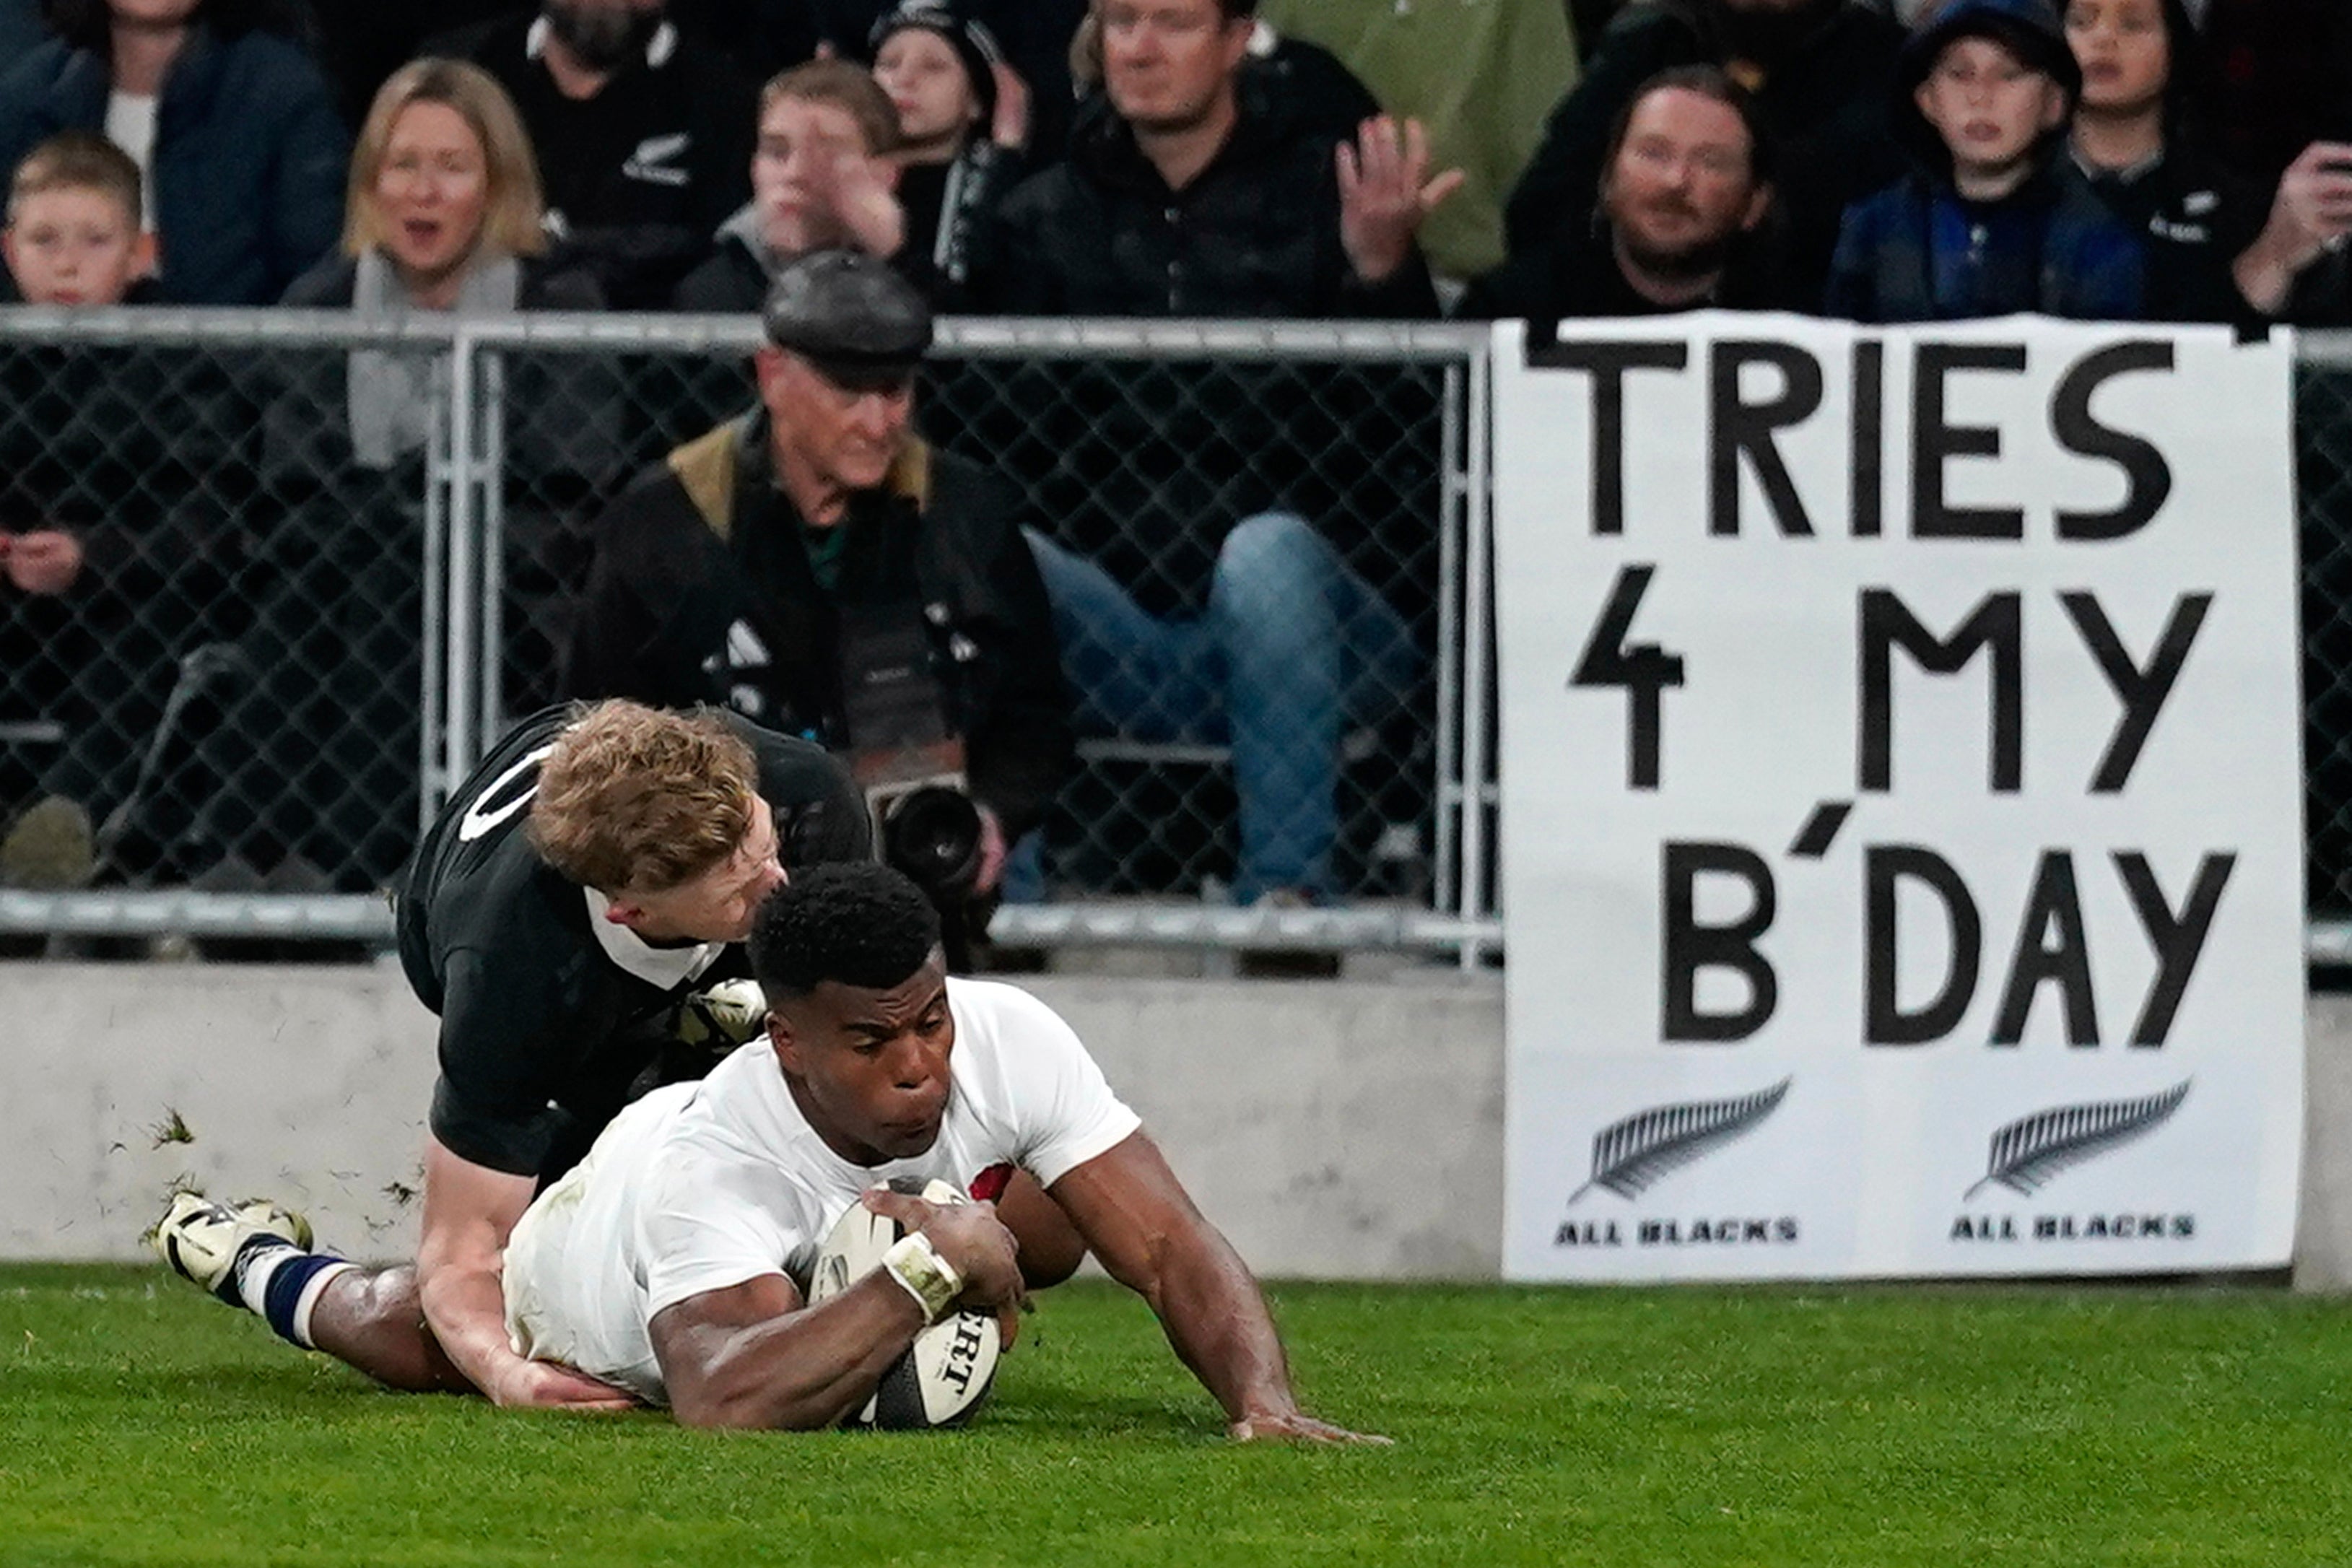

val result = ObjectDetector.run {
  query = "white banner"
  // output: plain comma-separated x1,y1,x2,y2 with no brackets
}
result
1495,314,2305,1281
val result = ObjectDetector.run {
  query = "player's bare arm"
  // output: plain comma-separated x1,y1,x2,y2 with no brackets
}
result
417,1137,635,1411
649,1198,1023,1429
996,1167,1087,1288
1047,1130,1388,1445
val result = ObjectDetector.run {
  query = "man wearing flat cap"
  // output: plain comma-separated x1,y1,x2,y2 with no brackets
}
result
562,248,1072,934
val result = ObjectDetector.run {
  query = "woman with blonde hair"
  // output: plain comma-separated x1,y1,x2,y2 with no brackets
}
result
283,57,597,323
219,58,615,894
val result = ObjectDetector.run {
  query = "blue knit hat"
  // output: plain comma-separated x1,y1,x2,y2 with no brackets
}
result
1899,0,2082,103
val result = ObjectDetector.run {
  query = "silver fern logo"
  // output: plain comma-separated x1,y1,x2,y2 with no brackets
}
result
1570,1079,1791,1203
1964,1081,2192,1201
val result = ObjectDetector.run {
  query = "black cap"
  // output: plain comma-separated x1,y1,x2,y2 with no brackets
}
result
761,249,933,391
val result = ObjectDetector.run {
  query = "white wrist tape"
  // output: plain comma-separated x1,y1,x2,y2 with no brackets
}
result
881,1233,963,1324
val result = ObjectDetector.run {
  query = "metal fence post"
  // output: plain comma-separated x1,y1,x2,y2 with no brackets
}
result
1436,360,1466,917
421,354,453,827
1460,340,1497,969
477,344,509,750
445,327,481,790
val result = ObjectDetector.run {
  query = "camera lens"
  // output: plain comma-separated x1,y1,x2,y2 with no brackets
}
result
881,786,984,895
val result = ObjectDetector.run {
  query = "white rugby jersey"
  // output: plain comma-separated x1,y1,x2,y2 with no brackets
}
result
502,977,1140,1403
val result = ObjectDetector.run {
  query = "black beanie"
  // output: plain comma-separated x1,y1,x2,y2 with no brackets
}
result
868,1,1006,125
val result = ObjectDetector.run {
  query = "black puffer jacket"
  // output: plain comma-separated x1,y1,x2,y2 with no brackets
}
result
977,84,1437,318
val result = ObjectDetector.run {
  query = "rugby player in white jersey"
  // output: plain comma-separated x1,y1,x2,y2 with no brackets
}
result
500,859,1382,1439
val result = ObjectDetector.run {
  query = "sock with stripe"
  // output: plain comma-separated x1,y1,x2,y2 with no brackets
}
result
226,1242,357,1351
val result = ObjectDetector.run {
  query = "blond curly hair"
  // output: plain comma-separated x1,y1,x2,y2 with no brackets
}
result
526,702,759,894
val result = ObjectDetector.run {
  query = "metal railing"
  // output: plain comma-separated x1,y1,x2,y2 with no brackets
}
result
13,311,2352,965
0,311,1502,958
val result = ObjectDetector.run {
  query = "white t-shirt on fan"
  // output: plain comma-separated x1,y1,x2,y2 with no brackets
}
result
502,977,1141,1405
104,92,157,229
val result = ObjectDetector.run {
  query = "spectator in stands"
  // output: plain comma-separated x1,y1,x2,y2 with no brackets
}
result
1504,0,1906,308
1460,65,1801,317
983,0,1455,316
1065,3,1384,149
434,0,757,305
282,58,601,321
868,1,1029,306
171,60,613,892
0,0,346,306
0,133,245,897
2066,0,2260,319
565,251,1071,965
975,0,1447,923
672,60,907,311
1,129,155,307
2067,0,2352,320
1824,0,2143,321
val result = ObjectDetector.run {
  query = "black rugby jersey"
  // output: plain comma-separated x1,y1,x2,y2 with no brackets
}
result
395,705,868,1182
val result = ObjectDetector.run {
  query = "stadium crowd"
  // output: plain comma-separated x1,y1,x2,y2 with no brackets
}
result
4,0,2352,949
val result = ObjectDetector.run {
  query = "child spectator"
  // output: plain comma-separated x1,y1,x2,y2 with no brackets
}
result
2064,0,2348,321
1,128,155,308
0,0,347,306
868,0,1027,306
0,132,240,894
1825,0,2144,321
672,60,907,311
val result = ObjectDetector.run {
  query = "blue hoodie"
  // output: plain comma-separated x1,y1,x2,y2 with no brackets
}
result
1823,0,2144,323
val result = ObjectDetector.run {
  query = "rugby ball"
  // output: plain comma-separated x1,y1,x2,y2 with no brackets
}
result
808,1177,1001,1429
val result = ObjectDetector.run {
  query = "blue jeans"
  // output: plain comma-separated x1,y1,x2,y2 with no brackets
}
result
1022,514,1417,904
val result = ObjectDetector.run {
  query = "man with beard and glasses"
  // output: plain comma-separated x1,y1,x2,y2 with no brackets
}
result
1460,66,1798,318
433,0,756,303
1503,0,1906,305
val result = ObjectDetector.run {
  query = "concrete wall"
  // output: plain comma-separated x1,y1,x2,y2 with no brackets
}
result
0,961,1507,1277
11,961,2350,1287
2295,994,2352,1291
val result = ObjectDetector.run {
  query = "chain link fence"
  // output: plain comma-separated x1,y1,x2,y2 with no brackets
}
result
0,313,447,923
22,315,2346,962
0,312,1496,955
2297,338,2352,947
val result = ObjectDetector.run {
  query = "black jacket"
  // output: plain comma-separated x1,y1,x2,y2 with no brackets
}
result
397,704,868,1182
2078,141,2268,325
434,13,757,307
1503,0,1905,306
977,84,1438,318
1459,217,1806,318
561,416,1073,841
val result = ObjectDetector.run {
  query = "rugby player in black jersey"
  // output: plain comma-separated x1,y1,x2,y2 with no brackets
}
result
152,700,874,1407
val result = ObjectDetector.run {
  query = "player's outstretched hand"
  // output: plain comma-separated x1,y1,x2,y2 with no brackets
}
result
489,1354,640,1412
863,1187,1026,1317
1228,1409,1393,1445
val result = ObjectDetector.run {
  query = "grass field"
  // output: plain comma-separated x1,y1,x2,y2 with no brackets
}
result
6,1266,2352,1567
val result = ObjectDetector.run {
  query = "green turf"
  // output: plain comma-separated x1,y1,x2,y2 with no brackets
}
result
4,1266,2351,1567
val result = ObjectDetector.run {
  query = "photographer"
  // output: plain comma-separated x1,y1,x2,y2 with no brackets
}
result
561,248,1072,963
